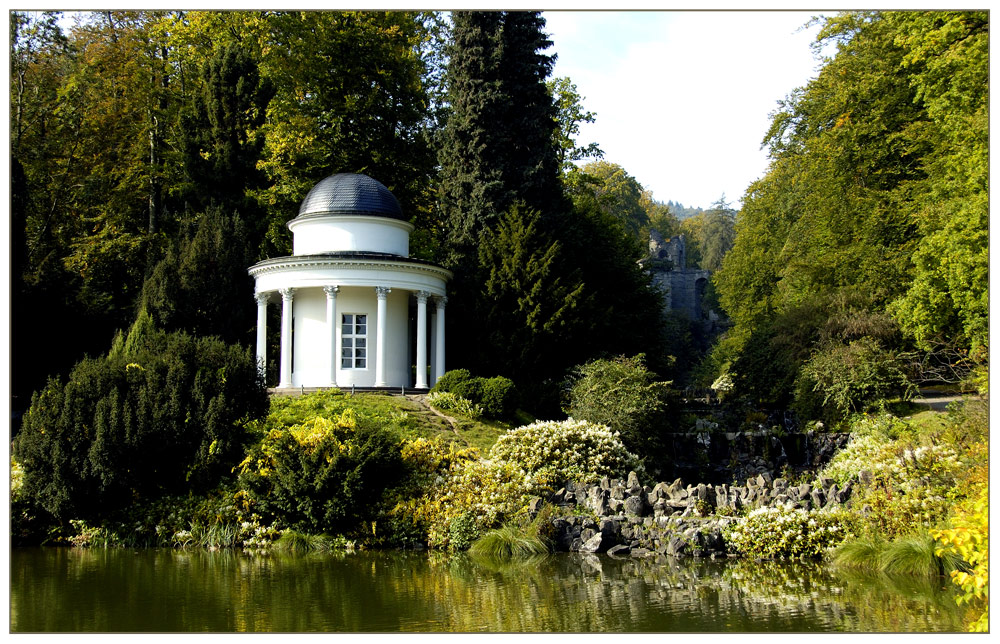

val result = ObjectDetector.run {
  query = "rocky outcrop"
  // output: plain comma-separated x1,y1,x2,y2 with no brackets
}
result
544,471,855,558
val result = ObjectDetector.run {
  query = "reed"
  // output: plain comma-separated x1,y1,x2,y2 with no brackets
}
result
468,524,548,558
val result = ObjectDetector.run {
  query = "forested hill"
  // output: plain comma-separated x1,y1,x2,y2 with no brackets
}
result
664,201,704,220
707,11,987,419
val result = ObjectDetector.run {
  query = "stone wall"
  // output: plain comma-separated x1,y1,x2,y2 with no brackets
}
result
657,431,851,485
539,470,855,558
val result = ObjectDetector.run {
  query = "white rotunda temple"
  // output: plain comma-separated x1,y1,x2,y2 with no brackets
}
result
248,173,452,390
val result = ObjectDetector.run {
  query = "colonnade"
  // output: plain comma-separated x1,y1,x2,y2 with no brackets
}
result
254,286,447,389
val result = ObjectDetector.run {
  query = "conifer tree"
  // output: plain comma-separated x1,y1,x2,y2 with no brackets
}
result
437,11,563,268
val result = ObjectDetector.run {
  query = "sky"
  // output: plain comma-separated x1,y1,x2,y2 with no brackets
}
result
542,10,829,210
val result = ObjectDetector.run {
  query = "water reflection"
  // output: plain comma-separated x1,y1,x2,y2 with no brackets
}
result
10,548,964,632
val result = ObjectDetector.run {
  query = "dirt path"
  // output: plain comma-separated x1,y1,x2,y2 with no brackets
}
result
911,390,972,411
405,394,460,435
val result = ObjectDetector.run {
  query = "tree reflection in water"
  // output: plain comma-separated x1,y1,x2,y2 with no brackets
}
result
11,548,964,632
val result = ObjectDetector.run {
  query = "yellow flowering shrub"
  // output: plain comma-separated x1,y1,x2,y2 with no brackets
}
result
932,483,988,632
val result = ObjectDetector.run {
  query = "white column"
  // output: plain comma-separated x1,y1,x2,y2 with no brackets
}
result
324,285,339,387
374,286,391,387
434,295,447,384
254,291,269,377
279,287,294,388
415,291,431,389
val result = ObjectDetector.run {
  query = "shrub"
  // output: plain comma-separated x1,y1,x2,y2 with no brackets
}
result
427,391,483,419
800,338,915,420
566,354,675,456
488,418,640,484
932,483,989,632
431,370,518,420
723,504,855,559
479,376,518,419
12,312,268,523
238,411,405,535
431,369,474,394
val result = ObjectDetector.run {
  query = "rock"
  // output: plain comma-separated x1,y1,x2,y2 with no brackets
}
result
609,498,624,513
611,484,626,500
630,547,652,557
627,471,641,490
581,528,596,543
527,496,544,517
857,470,873,486
652,482,670,499
837,481,853,504
810,489,826,508
818,476,834,489
667,536,688,557
564,491,576,505
607,544,631,557
624,495,650,517
798,483,812,498
600,476,611,489
772,477,788,490
580,532,608,553
551,488,566,504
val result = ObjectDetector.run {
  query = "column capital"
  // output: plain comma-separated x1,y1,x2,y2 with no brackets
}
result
280,287,295,301
415,290,432,304
323,284,340,297
435,295,448,309
375,285,392,300
255,291,270,306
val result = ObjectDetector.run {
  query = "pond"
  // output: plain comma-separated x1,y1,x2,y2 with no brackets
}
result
10,548,965,632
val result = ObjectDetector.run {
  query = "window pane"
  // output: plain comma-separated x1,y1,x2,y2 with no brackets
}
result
343,338,353,348
356,359,366,369
342,314,353,325
342,348,352,358
342,358,352,368
342,324,352,336
356,315,366,325
356,338,366,348
357,325,366,336
357,348,366,359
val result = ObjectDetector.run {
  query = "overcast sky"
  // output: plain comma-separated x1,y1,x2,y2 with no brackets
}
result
542,10,829,210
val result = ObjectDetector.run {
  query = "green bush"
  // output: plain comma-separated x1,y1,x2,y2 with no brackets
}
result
238,411,405,536
431,369,473,394
799,337,915,421
566,354,675,457
12,312,268,524
479,376,518,419
431,369,518,420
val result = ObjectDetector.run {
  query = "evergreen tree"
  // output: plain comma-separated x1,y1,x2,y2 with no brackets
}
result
437,10,563,268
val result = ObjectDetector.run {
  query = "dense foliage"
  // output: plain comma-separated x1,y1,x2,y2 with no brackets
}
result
724,505,854,559
430,369,519,419
566,355,676,459
238,411,405,535
12,313,268,523
712,11,988,422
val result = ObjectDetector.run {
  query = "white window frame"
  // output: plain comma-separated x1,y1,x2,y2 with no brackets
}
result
341,313,368,369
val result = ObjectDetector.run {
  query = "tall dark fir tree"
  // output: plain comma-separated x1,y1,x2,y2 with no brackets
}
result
437,11,564,268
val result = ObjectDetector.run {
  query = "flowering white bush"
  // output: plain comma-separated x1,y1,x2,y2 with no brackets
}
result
724,504,854,559
820,433,899,486
489,418,641,483
427,391,483,419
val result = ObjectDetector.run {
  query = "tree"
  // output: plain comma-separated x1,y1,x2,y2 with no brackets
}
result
437,10,563,267
566,355,677,464
682,195,736,271
547,76,603,172
712,11,987,416
141,206,257,345
175,42,274,222
565,160,649,239
474,204,585,382
13,312,268,523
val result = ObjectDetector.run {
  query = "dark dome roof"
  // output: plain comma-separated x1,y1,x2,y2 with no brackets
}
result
296,173,404,220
